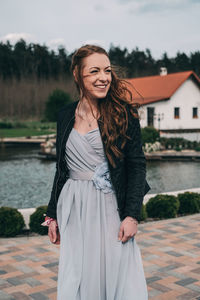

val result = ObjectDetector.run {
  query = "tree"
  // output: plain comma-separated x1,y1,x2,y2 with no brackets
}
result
45,89,72,121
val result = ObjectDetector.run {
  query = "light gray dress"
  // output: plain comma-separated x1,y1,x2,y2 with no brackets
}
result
56,127,148,300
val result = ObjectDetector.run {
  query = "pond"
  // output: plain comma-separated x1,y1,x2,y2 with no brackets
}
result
0,145,200,209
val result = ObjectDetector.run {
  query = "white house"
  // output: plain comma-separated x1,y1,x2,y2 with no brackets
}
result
127,70,200,141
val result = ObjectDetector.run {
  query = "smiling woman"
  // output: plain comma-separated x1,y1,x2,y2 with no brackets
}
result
43,44,150,300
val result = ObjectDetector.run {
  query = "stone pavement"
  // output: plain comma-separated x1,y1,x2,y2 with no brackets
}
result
0,213,200,300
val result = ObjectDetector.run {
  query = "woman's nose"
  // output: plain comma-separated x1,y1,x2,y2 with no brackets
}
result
99,71,107,82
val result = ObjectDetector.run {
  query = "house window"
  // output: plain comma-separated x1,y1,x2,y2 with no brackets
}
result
174,107,180,119
193,107,198,118
147,107,155,126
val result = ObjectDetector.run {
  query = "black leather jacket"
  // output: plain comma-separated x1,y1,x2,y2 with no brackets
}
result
46,100,151,222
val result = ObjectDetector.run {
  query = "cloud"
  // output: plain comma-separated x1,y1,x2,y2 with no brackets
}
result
117,0,200,13
81,40,107,48
48,38,66,49
0,33,36,44
93,4,105,12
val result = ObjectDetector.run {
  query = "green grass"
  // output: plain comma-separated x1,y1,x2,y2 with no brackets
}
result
0,120,56,137
0,128,56,138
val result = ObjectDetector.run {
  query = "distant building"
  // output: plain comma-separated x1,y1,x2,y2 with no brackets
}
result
127,70,200,141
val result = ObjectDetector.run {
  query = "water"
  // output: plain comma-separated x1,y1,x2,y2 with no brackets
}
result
0,145,200,209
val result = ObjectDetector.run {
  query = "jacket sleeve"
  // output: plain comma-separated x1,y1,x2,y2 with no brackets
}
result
122,108,146,222
46,113,62,220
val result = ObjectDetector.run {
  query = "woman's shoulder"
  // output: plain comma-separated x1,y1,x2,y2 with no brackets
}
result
57,100,79,122
124,102,140,123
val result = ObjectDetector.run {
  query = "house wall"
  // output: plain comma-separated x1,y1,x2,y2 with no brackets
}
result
139,78,200,131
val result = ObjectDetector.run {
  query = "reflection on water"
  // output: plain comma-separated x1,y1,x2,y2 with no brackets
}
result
146,160,200,194
0,145,200,209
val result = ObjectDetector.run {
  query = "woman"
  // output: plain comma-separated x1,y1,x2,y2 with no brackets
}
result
42,44,151,300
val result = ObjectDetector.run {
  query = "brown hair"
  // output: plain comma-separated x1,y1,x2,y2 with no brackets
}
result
71,44,142,168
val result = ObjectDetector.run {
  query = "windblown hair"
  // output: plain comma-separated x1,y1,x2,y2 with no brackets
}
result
71,44,142,168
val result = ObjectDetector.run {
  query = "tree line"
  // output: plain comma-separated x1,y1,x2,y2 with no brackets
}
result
0,40,199,119
0,39,199,79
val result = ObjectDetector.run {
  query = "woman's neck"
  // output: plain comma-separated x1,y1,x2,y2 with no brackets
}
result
79,97,99,117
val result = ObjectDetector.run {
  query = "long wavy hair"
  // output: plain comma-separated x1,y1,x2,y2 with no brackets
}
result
71,44,142,168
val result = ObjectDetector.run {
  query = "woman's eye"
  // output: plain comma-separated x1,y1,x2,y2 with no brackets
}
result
106,69,111,73
91,70,98,73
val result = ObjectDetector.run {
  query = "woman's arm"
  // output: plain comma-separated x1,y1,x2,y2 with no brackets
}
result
122,108,146,222
46,112,63,220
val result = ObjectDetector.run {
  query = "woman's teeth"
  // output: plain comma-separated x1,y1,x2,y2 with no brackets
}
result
95,85,106,89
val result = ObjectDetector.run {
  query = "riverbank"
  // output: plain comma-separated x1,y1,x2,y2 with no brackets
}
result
0,134,56,146
1,136,200,161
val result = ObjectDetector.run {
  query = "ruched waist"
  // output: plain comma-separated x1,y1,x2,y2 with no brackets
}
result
69,169,94,180
69,162,114,194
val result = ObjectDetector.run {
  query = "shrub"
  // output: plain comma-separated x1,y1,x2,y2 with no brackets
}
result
29,206,48,235
45,89,72,122
177,192,200,215
0,121,13,129
146,194,179,219
0,207,25,237
141,126,160,144
143,141,161,153
139,204,147,221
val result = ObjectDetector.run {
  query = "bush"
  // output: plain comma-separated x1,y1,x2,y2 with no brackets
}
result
177,192,200,215
146,194,179,219
45,89,72,122
0,207,25,237
141,126,160,144
0,121,13,129
29,206,48,235
143,141,161,153
139,204,147,221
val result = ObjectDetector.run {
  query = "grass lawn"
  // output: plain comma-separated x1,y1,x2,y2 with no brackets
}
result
0,121,56,138
0,128,56,138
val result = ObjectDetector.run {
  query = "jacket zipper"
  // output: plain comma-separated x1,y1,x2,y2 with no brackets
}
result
54,115,75,203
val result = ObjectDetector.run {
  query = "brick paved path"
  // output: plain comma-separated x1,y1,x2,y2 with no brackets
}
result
0,213,200,300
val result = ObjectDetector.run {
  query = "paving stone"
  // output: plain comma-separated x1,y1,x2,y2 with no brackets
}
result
43,262,58,268
149,281,171,292
51,276,58,281
23,277,41,287
7,277,23,286
177,290,200,299
166,250,183,257
35,247,49,253
146,276,162,284
158,264,182,272
187,283,200,293
0,269,7,274
151,234,166,240
11,292,31,300
0,290,15,299
191,267,200,274
29,292,49,300
0,250,11,255
12,255,27,261
175,277,198,286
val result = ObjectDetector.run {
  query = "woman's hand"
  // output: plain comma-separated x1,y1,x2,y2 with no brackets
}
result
118,216,138,243
48,220,60,245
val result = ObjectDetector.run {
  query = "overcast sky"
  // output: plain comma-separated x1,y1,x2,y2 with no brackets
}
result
0,0,199,59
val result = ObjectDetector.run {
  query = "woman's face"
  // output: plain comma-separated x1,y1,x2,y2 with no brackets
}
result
79,53,112,100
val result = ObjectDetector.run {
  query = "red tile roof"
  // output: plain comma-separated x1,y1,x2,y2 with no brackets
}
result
126,71,200,105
